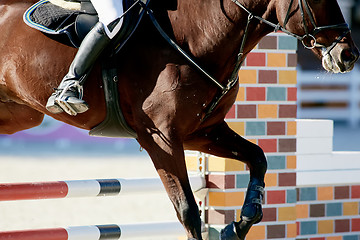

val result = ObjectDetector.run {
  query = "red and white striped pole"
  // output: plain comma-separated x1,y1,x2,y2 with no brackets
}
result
0,175,205,201
0,222,185,240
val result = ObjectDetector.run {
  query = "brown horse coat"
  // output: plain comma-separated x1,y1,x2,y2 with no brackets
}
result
0,0,358,239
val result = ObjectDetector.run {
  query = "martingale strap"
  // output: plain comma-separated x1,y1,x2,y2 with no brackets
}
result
145,6,241,121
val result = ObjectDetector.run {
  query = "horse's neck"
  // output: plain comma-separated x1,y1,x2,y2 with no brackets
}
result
242,0,277,52
168,0,275,78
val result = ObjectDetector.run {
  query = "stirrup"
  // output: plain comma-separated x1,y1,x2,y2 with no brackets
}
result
55,80,88,116
46,93,64,114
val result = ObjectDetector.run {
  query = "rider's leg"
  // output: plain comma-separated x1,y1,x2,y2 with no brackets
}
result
46,0,123,116
46,22,110,115
91,0,124,39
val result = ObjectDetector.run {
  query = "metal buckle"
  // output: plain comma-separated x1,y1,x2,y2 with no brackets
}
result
301,34,317,49
251,198,263,205
252,185,265,195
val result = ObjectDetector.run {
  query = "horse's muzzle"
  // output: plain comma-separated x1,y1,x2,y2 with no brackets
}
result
322,45,359,73
340,47,359,71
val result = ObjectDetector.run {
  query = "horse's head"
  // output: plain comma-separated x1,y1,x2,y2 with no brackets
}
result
277,0,359,73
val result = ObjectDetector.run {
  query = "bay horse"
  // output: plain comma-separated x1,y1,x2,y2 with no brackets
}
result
0,0,358,239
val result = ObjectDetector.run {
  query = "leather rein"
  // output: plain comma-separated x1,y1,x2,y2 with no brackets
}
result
142,0,350,121
232,0,350,54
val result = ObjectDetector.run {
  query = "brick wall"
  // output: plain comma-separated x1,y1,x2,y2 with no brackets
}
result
186,32,299,239
297,184,360,239
186,33,360,240
211,33,298,239
296,119,360,240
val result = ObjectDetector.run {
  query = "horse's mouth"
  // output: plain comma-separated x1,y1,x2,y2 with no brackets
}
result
322,54,351,73
322,47,359,73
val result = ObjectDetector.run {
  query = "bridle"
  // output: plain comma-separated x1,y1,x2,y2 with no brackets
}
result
232,0,350,56
143,0,350,120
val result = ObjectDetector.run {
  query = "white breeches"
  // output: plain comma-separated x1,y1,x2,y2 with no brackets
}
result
91,0,124,39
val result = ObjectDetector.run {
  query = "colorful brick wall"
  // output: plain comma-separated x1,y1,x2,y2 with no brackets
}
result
185,33,360,240
297,184,360,240
187,32,300,239
209,33,298,239
296,119,360,240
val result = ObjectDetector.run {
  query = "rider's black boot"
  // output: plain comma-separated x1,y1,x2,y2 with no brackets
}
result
46,22,111,116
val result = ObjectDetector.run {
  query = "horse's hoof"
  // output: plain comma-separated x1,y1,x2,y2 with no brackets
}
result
235,219,253,240
220,205,262,240
220,219,260,240
254,212,263,224
219,222,240,240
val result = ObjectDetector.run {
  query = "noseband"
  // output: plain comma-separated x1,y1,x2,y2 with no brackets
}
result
232,0,350,55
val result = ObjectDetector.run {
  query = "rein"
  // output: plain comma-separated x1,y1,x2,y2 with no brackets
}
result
141,0,350,121
232,0,350,53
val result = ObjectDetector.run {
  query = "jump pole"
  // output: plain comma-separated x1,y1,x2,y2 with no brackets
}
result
0,175,205,201
0,222,185,240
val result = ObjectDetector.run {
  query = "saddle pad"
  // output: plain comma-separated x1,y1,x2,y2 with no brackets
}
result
23,0,79,35
49,0,81,10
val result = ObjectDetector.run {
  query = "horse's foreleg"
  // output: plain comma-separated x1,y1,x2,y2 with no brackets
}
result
185,121,267,240
137,130,203,240
0,101,44,134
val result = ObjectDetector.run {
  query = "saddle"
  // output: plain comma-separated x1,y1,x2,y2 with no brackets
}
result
23,0,150,138
24,0,147,49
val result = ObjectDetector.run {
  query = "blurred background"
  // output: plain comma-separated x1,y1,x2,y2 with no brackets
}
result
0,115,144,156
297,0,360,151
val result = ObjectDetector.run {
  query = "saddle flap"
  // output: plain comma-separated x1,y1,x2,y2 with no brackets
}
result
75,14,99,40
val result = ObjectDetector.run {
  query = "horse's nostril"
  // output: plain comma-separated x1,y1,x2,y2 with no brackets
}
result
341,48,359,64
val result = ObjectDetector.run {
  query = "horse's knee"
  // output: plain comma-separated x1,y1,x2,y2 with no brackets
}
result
246,143,267,178
256,145,267,174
